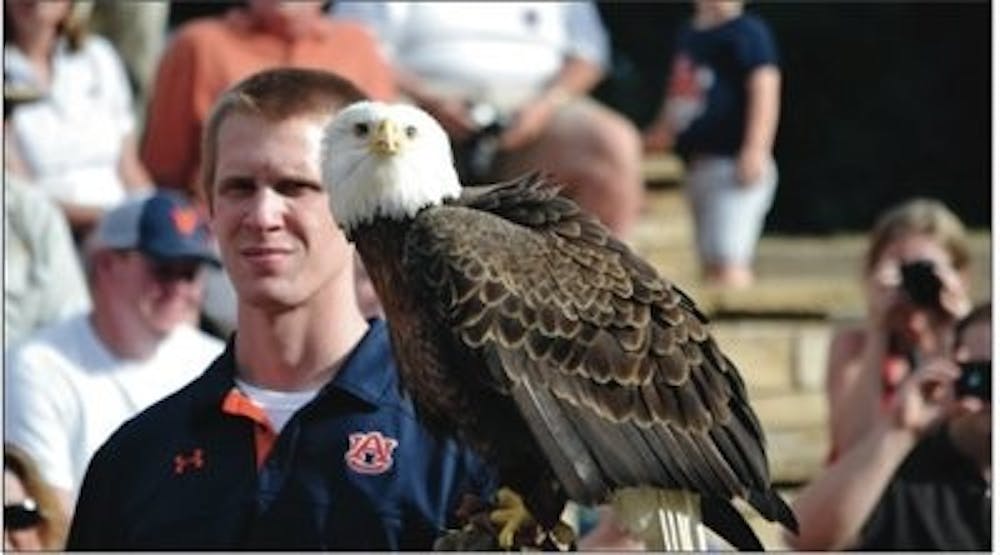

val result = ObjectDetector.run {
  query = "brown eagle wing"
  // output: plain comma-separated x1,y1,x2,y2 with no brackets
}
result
405,173,786,523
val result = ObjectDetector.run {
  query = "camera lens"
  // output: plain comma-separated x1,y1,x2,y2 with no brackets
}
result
899,260,942,308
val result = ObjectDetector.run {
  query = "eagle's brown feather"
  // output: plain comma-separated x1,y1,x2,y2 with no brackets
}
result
388,174,789,533
351,172,796,546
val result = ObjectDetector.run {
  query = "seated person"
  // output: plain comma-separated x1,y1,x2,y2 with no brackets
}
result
788,303,991,550
4,0,152,240
142,0,398,333
4,191,224,521
825,198,972,460
334,1,644,239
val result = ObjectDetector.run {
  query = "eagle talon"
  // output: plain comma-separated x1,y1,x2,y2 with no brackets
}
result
490,487,536,550
549,521,576,549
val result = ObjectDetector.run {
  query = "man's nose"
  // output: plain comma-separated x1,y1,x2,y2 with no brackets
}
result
244,186,285,230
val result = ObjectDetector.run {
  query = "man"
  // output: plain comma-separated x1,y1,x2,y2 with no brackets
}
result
142,0,396,334
333,1,643,238
788,303,991,550
4,190,224,521
67,68,492,550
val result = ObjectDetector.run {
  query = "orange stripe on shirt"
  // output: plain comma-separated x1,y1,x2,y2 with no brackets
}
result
222,388,277,470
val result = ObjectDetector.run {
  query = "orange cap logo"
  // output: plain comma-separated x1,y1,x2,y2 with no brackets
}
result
171,207,199,236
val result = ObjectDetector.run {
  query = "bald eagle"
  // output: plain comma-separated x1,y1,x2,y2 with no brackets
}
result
321,101,797,550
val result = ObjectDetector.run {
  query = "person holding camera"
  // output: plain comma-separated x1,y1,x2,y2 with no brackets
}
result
824,198,973,461
787,302,990,550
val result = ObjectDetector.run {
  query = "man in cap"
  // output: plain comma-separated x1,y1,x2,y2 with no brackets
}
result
4,190,225,523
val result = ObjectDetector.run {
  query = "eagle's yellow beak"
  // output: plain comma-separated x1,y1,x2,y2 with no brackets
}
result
370,119,404,156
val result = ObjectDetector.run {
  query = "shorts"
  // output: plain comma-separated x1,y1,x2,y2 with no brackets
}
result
685,154,777,265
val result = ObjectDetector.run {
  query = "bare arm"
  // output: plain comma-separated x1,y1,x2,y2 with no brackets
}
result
787,417,915,550
117,132,153,193
826,327,888,457
499,56,604,150
4,121,34,177
737,65,780,185
789,359,958,550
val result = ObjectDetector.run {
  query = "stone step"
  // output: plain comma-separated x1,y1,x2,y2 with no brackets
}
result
631,187,992,318
711,320,831,396
642,152,685,186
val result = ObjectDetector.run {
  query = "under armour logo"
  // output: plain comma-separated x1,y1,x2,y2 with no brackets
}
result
345,431,398,475
173,448,205,475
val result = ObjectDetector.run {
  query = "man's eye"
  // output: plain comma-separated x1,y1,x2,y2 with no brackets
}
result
354,122,369,137
218,179,255,197
404,125,418,138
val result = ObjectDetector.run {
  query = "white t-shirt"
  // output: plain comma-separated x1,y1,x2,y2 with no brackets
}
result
4,314,223,494
233,378,320,434
5,36,137,208
334,2,610,111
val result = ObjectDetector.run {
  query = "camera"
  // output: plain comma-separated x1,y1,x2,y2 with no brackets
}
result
954,360,990,402
899,260,942,308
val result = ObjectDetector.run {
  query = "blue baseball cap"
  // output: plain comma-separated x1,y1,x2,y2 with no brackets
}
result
90,191,220,266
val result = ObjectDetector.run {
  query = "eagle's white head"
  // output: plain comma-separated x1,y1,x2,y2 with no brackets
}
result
321,101,461,232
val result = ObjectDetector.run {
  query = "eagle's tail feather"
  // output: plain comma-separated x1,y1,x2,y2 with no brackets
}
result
701,496,765,551
748,488,799,534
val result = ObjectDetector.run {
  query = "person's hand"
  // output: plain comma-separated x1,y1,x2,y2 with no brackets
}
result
642,119,674,153
420,96,478,142
577,506,645,551
886,356,960,436
865,260,905,328
736,146,769,187
932,260,972,320
499,95,559,150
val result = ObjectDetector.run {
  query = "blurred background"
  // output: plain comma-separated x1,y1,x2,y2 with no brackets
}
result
596,2,990,233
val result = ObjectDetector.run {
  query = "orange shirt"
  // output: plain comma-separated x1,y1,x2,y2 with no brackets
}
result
142,10,397,200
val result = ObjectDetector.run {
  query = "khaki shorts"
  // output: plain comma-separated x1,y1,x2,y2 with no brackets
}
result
685,155,777,265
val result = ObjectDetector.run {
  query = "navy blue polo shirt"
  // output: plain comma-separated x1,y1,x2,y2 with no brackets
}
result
67,319,496,550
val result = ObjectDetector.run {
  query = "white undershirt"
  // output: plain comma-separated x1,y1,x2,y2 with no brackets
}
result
234,378,320,433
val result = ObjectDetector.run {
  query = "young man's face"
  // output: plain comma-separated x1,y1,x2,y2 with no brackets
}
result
209,112,353,311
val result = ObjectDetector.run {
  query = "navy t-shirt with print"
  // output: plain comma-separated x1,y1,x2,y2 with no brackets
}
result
667,14,779,158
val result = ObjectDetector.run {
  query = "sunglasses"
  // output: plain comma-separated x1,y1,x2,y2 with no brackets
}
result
4,498,42,531
149,260,203,283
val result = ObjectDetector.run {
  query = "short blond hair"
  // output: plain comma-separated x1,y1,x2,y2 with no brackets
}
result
199,68,367,205
865,198,971,274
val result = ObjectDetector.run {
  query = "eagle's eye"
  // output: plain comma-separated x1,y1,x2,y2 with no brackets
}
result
404,125,418,138
353,122,370,137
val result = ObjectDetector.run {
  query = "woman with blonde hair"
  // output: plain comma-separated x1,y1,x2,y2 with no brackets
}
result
4,443,69,550
4,0,152,240
825,197,972,461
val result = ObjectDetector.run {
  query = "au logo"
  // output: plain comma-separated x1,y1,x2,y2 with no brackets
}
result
345,431,399,475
